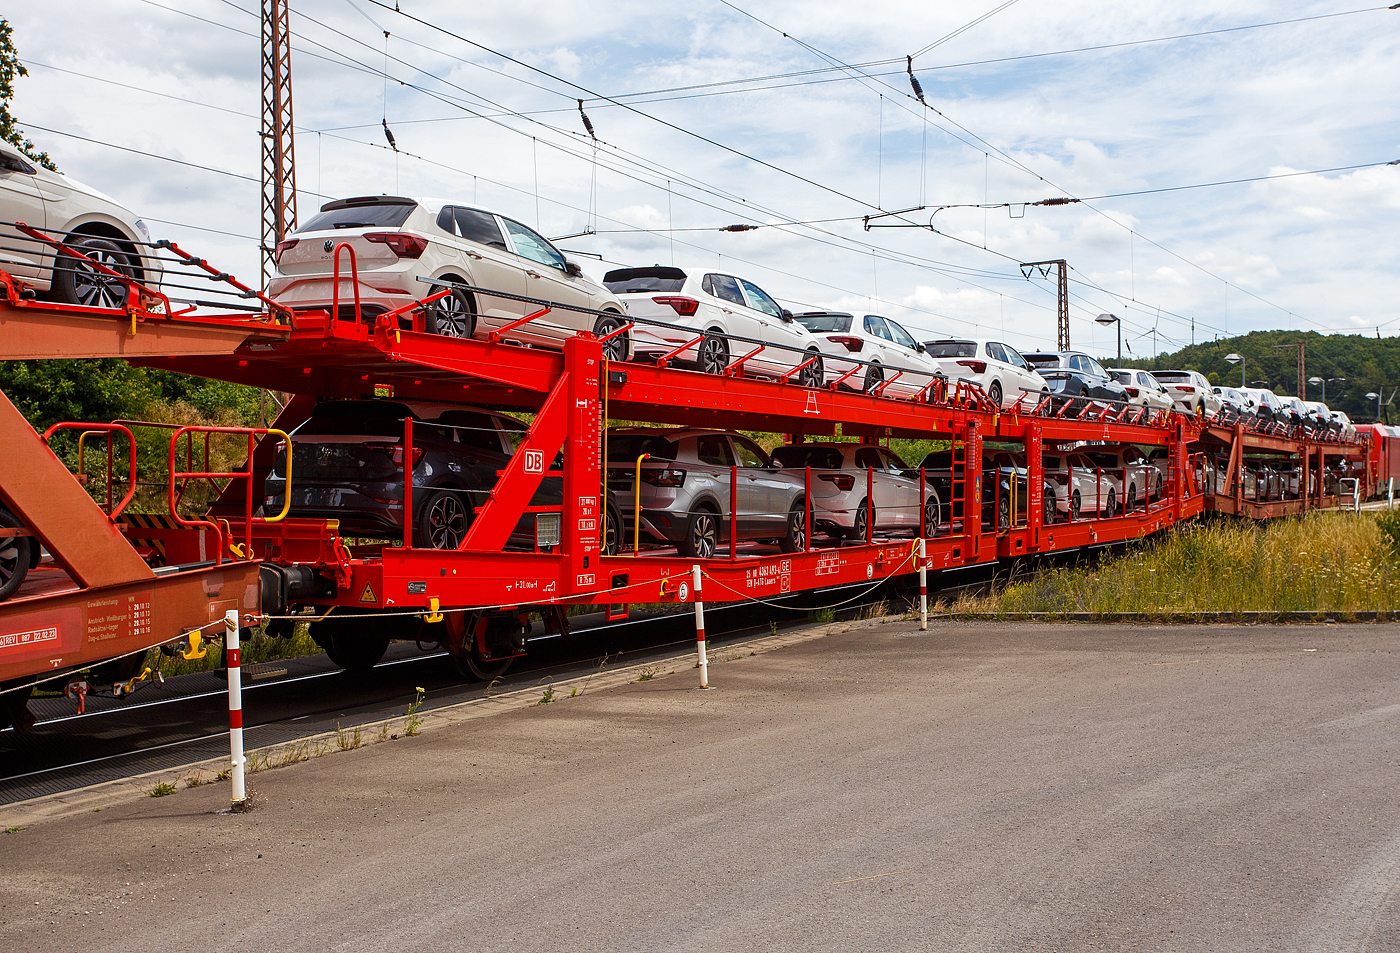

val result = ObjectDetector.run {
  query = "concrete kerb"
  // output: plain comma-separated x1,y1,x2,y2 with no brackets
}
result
0,617,859,830
937,610,1397,623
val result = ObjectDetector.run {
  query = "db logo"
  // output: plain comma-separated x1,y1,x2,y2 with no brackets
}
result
523,450,544,473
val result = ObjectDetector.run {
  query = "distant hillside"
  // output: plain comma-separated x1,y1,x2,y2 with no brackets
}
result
1092,329,1400,424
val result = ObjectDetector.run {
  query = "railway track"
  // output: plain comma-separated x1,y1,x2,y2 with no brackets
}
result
3,570,1000,806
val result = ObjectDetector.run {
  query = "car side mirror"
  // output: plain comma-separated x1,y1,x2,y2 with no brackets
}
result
916,343,927,353
564,260,583,277
780,309,794,322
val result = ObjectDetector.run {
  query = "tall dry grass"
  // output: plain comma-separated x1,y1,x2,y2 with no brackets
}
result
955,511,1400,616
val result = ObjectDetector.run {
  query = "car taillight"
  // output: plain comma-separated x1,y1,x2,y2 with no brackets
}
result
818,473,856,491
652,296,699,316
365,442,424,467
827,336,864,352
1125,386,1139,397
641,468,686,487
1175,385,1195,393
956,360,988,374
364,232,429,258
274,238,298,264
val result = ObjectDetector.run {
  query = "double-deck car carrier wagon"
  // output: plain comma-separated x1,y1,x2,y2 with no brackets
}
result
0,232,1375,729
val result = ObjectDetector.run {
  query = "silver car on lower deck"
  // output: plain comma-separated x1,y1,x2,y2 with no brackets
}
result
605,429,807,558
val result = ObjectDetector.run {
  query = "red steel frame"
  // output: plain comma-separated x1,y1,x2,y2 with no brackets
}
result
0,248,1378,722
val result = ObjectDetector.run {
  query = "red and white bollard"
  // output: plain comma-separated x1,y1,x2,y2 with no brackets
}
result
919,538,928,631
225,609,247,809
692,564,709,689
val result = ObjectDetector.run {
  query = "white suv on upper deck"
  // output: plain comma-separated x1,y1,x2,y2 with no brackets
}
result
269,195,629,358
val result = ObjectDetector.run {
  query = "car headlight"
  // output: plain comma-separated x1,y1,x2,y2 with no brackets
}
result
134,219,151,242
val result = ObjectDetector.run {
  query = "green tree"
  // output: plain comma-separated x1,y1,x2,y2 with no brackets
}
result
0,18,55,170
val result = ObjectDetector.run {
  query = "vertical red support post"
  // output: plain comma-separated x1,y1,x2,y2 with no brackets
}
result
919,467,927,538
804,466,811,553
730,465,738,560
563,334,602,591
918,537,928,631
403,415,414,549
1026,424,1042,547
966,420,981,557
1096,465,1102,518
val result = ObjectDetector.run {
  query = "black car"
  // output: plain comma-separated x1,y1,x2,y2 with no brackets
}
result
1022,351,1129,412
917,449,1057,532
264,400,620,552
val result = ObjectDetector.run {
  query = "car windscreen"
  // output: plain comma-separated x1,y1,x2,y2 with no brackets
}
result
1108,371,1131,383
770,446,846,469
1152,371,1192,382
606,434,679,463
924,341,976,358
300,203,416,231
1086,452,1119,468
794,314,852,333
297,401,416,436
1023,354,1061,369
1044,455,1062,470
602,267,688,294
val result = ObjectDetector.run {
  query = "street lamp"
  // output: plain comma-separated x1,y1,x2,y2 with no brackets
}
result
1095,313,1121,367
1307,376,1344,402
1367,391,1383,421
1225,352,1245,388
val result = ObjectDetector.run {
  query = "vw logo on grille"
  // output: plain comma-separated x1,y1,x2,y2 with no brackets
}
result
318,447,332,465
323,239,334,253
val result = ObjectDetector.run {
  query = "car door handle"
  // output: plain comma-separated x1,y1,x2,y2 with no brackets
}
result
721,308,733,314
465,251,482,259
526,270,542,279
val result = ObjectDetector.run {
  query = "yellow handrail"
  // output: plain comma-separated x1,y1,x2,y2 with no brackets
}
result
262,428,294,522
633,453,650,556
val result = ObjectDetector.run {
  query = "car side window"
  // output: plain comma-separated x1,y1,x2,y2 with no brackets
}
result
501,217,567,270
1002,344,1030,369
738,279,783,318
1085,357,1108,378
855,448,883,470
733,437,768,469
436,206,458,235
705,274,746,306
1068,355,1087,372
881,448,909,471
864,315,892,341
696,435,735,466
986,342,1008,363
0,151,35,174
886,319,918,350
456,208,508,248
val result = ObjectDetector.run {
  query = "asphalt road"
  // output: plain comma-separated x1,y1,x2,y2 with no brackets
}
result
3,619,1398,952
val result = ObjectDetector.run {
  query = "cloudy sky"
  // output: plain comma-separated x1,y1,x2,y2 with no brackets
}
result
7,0,1398,359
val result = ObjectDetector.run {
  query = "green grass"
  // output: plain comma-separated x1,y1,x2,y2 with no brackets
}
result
955,511,1400,617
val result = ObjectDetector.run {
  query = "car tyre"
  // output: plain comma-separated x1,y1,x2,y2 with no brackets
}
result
698,331,729,376
678,505,719,559
594,312,629,362
864,362,884,394
988,380,1003,408
798,349,824,388
923,490,942,537
997,492,1011,532
850,499,873,541
424,283,476,338
1125,486,1137,514
53,236,134,309
602,498,622,556
0,507,32,602
1042,487,1056,527
1070,490,1081,522
779,501,806,553
414,489,472,550
1106,487,1117,517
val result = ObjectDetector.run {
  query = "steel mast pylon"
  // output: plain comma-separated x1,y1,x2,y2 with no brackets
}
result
1020,259,1070,351
261,0,297,291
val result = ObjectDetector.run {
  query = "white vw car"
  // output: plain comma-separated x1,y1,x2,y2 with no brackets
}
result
602,265,824,384
1151,369,1222,417
1108,368,1175,413
270,195,630,358
1043,451,1123,520
769,442,938,540
0,142,163,308
922,338,1049,410
792,311,944,397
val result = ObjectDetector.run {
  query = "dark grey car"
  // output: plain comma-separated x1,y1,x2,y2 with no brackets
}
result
263,400,607,552
1023,350,1129,410
606,429,807,558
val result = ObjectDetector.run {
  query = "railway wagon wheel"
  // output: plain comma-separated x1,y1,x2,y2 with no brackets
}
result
448,612,523,681
0,506,32,602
